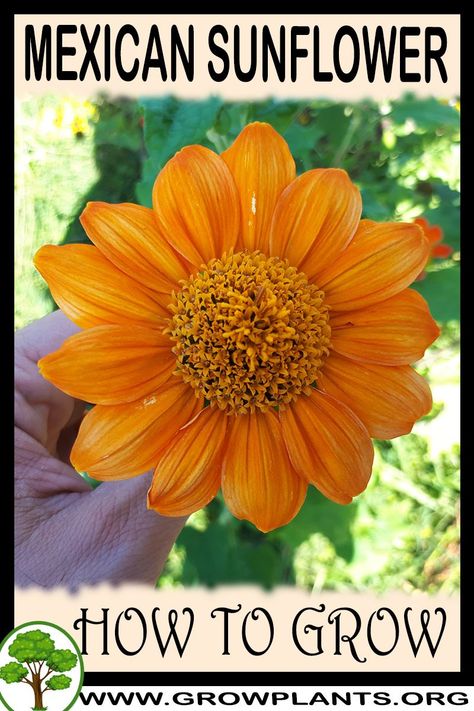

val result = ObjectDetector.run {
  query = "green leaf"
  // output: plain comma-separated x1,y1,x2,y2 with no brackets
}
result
0,661,28,683
178,519,285,588
240,544,284,587
413,265,460,322
47,648,77,672
214,106,232,136
8,630,55,663
94,100,142,151
251,100,301,133
179,524,232,587
46,673,72,690
283,121,323,172
390,96,459,131
273,488,357,561
314,104,351,147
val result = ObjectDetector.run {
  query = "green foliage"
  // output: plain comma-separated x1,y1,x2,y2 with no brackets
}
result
413,265,460,322
390,95,460,131
348,435,460,593
0,661,28,683
9,630,54,663
64,97,144,244
173,502,287,588
272,488,357,560
47,648,77,672
14,96,143,327
45,673,72,690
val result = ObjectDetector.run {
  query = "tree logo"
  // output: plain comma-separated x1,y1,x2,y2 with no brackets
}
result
0,621,84,711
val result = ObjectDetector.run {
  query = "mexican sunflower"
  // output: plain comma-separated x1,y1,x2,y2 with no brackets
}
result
414,217,454,281
34,122,439,532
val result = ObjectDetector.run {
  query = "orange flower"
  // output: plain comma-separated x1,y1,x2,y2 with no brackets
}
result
34,123,439,532
414,217,454,280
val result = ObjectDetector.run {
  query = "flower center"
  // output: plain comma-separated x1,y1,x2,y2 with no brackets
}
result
169,251,331,414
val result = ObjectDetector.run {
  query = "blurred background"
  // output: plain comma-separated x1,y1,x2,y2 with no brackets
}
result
15,95,460,593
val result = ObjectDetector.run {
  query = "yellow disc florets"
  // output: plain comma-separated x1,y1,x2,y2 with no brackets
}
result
169,251,331,414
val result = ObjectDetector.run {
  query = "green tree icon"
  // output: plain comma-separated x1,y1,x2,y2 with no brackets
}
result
0,629,77,710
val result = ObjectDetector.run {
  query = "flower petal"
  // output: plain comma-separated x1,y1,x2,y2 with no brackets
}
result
270,169,361,279
280,390,373,504
148,407,227,517
34,244,168,328
414,217,443,245
432,243,453,258
221,410,306,532
152,145,240,266
318,353,433,439
222,122,296,252
318,220,430,311
330,289,440,365
71,380,201,479
38,325,175,405
80,202,191,293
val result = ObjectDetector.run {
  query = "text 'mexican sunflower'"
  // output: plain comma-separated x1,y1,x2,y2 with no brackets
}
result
35,122,439,532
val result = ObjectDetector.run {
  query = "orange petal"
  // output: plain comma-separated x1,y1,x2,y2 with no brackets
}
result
330,289,440,365
222,122,296,252
432,243,453,258
318,220,430,311
414,217,443,245
71,380,202,479
270,169,361,279
34,244,168,329
38,325,176,405
280,390,373,504
152,145,240,266
221,410,306,532
80,202,191,293
318,353,433,439
148,407,227,517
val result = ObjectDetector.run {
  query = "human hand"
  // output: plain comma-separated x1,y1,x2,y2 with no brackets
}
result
15,310,186,589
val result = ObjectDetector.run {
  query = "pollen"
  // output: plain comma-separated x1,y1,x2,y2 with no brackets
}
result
168,251,331,414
